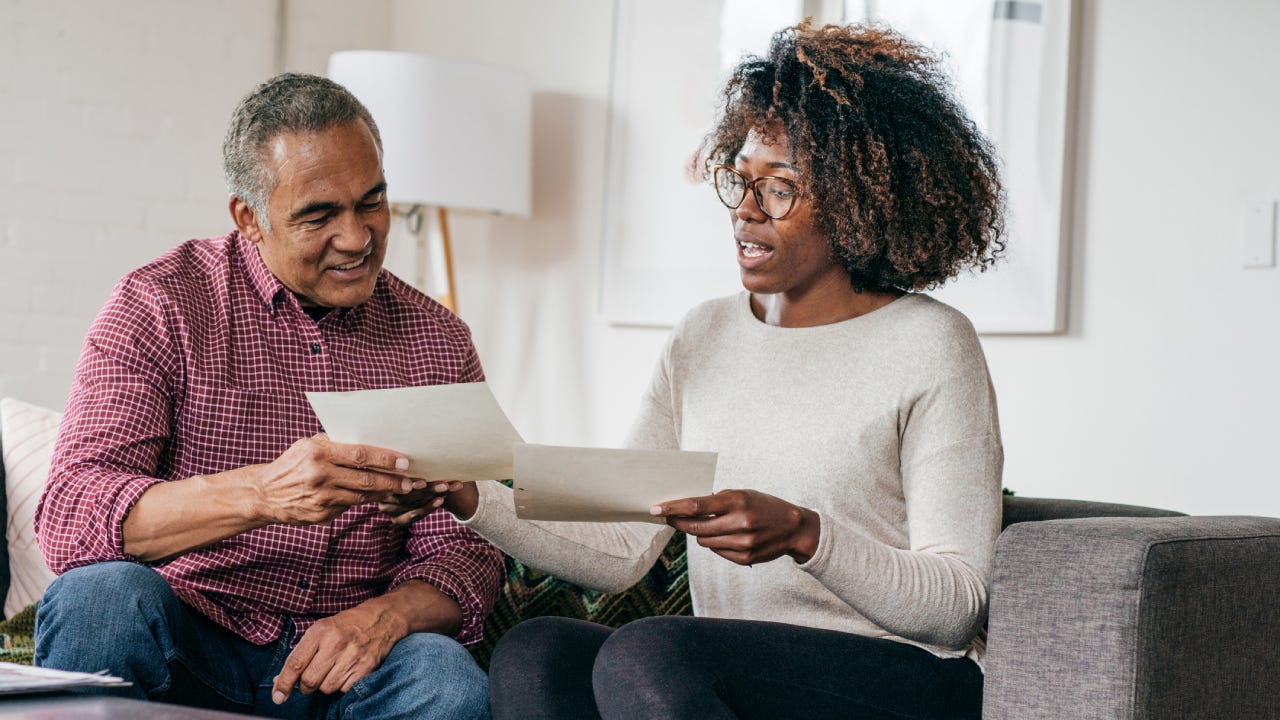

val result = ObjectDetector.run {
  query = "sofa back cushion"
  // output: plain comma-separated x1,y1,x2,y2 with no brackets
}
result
0,399,61,618
1001,495,1184,531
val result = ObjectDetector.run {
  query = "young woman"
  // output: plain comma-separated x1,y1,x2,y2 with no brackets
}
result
397,21,1005,720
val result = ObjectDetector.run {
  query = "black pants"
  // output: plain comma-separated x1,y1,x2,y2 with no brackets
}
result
489,615,983,720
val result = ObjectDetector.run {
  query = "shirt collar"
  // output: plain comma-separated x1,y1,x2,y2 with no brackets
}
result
234,230,368,326
236,230,290,313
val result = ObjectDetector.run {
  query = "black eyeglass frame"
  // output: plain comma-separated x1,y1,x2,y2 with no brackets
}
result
710,164,801,220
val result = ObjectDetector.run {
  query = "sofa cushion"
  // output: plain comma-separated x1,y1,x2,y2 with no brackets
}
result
0,398,61,618
1001,495,1184,530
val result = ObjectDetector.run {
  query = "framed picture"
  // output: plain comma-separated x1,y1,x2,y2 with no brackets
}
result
599,0,1077,333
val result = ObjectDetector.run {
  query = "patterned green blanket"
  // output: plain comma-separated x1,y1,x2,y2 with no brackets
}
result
0,604,35,665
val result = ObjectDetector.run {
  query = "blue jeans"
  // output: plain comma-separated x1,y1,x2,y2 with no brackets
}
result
35,562,490,719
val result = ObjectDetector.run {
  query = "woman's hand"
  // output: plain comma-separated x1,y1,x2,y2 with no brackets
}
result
377,480,480,525
651,489,820,566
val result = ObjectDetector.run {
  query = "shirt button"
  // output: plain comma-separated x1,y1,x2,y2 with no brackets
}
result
298,578,310,590
310,343,321,354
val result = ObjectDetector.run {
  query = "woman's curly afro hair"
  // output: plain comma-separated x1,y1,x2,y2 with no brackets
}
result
698,21,1006,292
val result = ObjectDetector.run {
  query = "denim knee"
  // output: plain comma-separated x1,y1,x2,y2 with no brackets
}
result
34,561,179,697
37,562,171,638
41,562,168,608
346,632,490,720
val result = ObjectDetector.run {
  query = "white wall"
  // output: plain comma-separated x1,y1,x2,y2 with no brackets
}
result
0,0,390,409
4,0,1278,516
389,0,666,450
981,0,1280,515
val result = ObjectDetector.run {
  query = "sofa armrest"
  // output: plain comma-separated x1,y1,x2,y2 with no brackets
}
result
983,515,1280,720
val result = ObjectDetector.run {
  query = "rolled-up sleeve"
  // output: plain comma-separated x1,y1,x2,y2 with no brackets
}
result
36,275,178,573
391,512,505,645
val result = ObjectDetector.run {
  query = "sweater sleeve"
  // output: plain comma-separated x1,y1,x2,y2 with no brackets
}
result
460,481,674,593
798,346,1003,650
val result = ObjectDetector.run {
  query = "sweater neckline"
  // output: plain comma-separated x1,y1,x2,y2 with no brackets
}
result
734,290,918,337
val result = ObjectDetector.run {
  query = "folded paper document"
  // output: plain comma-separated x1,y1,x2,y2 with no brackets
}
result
513,444,717,523
306,382,524,482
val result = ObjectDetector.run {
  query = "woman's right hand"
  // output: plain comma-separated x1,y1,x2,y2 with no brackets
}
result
377,481,480,525
652,488,820,565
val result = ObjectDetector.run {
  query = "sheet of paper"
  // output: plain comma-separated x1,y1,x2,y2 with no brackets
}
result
306,382,524,482
513,443,717,523
0,662,130,694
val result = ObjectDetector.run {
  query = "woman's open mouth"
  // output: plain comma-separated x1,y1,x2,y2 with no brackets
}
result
737,238,774,269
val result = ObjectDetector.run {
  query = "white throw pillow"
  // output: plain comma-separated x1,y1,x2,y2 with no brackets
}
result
0,398,61,618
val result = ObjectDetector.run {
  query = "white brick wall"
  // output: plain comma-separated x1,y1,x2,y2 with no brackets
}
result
0,0,390,411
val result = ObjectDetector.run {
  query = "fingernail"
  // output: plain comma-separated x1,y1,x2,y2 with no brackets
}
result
395,458,409,471
401,479,413,493
273,691,285,705
412,479,428,490
432,496,444,508
433,482,448,493
649,505,663,515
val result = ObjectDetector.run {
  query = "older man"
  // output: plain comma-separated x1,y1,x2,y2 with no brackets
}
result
33,74,504,720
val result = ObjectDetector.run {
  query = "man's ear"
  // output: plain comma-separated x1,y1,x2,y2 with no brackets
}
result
229,195,265,243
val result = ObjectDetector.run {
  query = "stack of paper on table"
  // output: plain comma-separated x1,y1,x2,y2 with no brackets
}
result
307,382,716,523
0,662,130,694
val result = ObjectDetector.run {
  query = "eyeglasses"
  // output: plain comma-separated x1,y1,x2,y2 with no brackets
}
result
711,165,800,220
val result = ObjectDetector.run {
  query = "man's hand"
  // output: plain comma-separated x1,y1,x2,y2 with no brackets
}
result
378,480,479,525
271,602,404,702
271,580,463,704
122,435,421,562
651,489,821,566
254,435,419,526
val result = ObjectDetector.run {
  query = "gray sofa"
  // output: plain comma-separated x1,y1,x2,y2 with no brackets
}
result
2,402,1278,717
989,497,1280,719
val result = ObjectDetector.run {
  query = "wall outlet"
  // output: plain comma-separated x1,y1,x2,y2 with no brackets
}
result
1243,200,1277,269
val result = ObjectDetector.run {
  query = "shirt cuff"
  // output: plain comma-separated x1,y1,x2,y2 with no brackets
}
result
391,564,490,646
105,475,167,560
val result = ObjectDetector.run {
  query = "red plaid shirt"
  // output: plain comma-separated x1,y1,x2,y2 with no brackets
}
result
36,231,504,646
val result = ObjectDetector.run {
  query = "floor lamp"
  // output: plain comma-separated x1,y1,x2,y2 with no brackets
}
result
328,51,532,313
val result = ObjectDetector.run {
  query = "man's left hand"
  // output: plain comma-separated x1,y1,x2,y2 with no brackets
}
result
271,603,405,703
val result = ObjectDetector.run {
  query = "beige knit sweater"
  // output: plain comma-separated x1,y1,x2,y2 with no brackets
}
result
463,292,1002,662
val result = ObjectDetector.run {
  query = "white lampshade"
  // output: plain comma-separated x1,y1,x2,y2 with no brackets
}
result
328,50,531,217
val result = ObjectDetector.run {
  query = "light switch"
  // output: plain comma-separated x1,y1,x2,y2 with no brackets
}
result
1244,200,1276,269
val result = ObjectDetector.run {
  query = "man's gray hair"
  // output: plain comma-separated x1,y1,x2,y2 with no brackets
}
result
222,73,382,229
